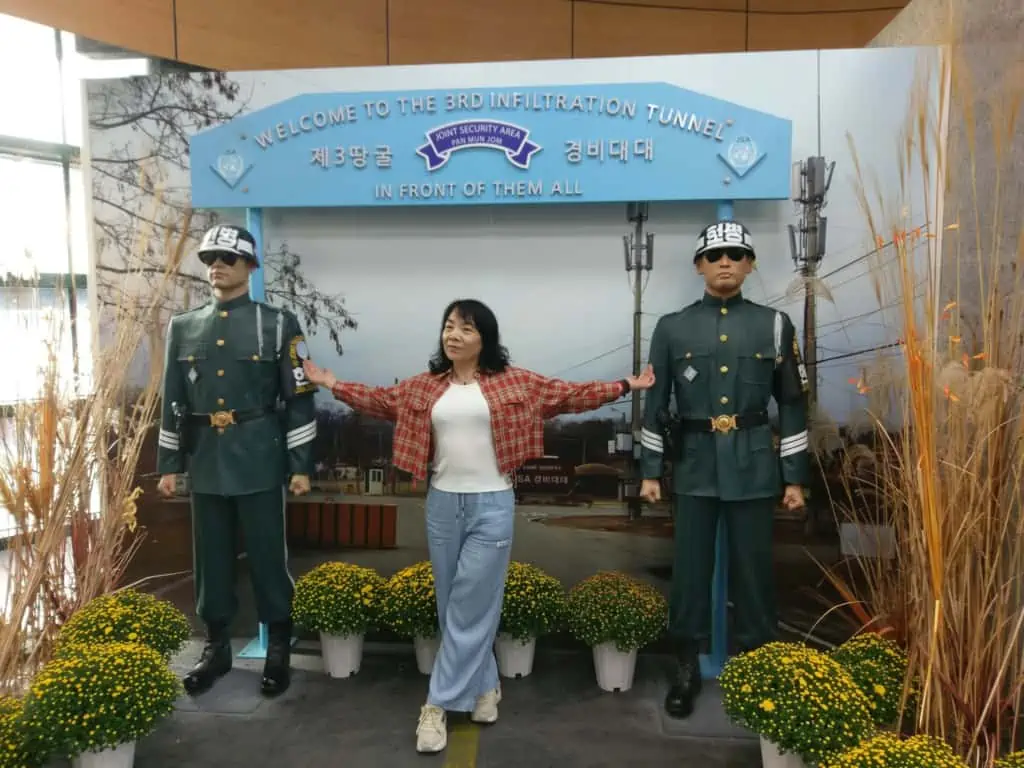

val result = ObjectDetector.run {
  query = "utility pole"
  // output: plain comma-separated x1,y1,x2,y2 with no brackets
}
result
623,202,654,520
788,157,834,410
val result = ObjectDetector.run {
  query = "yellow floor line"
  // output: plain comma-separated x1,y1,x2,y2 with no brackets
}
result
442,721,480,768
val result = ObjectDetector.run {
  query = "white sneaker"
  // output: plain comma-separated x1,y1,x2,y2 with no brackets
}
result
416,704,447,753
470,687,501,724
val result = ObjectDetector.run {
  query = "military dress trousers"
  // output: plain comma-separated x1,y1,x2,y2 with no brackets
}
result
155,293,317,626
638,291,811,650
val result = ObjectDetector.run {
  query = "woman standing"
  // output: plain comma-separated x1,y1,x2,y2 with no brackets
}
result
302,298,654,755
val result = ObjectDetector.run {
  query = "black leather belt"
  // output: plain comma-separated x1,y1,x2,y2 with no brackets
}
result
678,411,769,434
187,406,276,429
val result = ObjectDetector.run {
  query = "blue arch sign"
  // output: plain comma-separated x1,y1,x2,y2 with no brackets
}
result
189,82,793,208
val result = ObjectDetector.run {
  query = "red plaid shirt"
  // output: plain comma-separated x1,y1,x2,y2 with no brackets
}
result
331,367,626,480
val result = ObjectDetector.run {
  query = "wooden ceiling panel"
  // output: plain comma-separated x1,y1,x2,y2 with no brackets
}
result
0,0,175,59
750,0,907,11
175,0,388,70
388,0,573,65
748,9,899,50
573,2,745,58
574,0,746,10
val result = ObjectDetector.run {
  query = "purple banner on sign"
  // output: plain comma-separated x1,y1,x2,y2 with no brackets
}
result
416,119,542,171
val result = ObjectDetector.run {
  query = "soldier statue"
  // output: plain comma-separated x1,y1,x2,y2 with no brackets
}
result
638,220,810,719
156,223,317,698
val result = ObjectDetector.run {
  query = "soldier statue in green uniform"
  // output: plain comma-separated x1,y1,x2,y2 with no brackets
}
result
639,220,810,719
156,223,317,698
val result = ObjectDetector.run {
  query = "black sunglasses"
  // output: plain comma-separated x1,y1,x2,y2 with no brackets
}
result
199,251,243,267
703,249,748,264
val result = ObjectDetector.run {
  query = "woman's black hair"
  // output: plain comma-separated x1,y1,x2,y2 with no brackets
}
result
428,298,511,375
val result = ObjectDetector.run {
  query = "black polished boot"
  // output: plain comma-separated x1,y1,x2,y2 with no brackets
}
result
664,642,703,719
183,622,232,696
260,621,292,697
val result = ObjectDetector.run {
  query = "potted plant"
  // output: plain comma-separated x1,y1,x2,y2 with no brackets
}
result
291,561,385,678
495,561,566,678
55,588,191,660
565,571,666,692
377,561,439,675
0,696,40,768
830,633,912,728
22,642,180,768
719,641,876,768
997,750,1024,767
821,733,968,767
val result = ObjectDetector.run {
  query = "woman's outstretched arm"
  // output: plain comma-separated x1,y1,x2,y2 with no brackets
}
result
303,360,401,422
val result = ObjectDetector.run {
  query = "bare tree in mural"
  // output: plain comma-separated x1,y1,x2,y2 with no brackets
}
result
88,71,357,357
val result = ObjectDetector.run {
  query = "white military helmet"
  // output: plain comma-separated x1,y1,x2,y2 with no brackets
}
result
693,220,756,262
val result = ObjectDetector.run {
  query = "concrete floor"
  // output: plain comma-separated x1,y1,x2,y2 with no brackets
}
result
123,639,761,768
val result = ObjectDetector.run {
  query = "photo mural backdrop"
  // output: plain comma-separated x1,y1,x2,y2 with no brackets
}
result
83,47,946,640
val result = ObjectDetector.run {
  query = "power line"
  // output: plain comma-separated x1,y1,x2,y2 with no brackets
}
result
814,341,902,366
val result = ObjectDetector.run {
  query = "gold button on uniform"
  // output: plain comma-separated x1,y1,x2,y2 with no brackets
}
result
216,339,225,346
720,307,728,315
720,396,729,404
219,311,228,318
720,365,728,374
685,352,692,359
755,352,762,359
252,354,259,361
188,355,195,362
719,334,728,343
217,369,225,377
217,398,225,406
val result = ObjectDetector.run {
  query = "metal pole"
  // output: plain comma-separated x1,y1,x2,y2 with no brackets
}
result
625,203,650,520
802,208,819,410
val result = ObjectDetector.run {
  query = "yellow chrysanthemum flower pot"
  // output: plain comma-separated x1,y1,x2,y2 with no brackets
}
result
292,561,386,679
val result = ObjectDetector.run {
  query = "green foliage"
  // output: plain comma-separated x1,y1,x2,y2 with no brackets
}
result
822,733,968,768
831,633,913,727
292,561,386,636
565,571,666,652
377,562,438,640
56,589,191,660
499,562,566,642
720,641,876,765
22,642,180,759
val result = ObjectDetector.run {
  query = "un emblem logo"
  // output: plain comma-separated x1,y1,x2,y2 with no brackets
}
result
727,137,758,173
212,150,251,189
719,134,765,179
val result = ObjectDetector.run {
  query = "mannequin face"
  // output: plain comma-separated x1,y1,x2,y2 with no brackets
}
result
205,252,255,295
695,248,753,297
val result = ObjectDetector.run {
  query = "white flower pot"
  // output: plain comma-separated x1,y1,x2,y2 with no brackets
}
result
759,736,807,768
494,633,536,679
72,741,135,768
414,635,440,675
592,641,638,693
320,631,364,678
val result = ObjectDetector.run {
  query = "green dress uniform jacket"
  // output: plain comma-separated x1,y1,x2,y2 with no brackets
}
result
156,293,317,493
639,291,810,500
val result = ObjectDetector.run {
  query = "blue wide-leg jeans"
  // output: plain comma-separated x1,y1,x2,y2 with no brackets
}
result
425,487,515,712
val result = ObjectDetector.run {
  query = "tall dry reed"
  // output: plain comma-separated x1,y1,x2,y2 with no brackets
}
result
0,196,191,696
823,42,1024,765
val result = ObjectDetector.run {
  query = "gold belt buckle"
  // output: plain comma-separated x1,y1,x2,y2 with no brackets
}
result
209,410,236,430
711,414,738,434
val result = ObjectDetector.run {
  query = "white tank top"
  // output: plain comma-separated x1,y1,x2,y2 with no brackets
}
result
429,381,512,493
